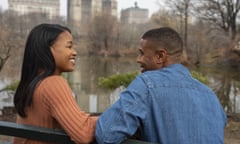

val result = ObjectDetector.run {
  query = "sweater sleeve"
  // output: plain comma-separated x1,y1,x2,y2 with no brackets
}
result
40,76,97,144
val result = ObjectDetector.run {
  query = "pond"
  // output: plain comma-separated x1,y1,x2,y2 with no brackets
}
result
0,56,239,114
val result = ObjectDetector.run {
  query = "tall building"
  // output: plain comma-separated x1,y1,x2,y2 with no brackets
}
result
67,0,103,24
67,0,117,35
102,0,117,17
67,0,102,35
67,0,82,24
68,0,117,23
120,2,149,24
91,0,102,18
8,0,60,19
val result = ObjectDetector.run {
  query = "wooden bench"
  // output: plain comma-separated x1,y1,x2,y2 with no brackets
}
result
0,121,154,144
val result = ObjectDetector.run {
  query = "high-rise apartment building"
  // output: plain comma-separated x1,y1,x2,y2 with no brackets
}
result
67,0,117,35
102,0,117,17
68,0,117,24
120,2,149,24
8,0,60,19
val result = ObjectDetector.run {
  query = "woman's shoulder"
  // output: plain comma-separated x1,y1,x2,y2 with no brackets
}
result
37,75,72,97
38,75,69,88
42,75,67,83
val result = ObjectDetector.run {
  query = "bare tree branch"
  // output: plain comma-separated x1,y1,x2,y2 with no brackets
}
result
197,0,240,40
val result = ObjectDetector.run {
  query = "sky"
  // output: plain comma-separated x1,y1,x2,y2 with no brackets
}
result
0,0,160,17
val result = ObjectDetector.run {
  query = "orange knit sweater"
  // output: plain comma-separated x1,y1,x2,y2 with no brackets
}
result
13,75,97,144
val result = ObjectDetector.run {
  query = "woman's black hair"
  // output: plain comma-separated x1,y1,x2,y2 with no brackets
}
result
14,23,71,117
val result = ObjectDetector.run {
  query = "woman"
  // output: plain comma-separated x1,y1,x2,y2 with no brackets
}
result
13,23,97,144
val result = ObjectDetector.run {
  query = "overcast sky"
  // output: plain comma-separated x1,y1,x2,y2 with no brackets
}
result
0,0,160,17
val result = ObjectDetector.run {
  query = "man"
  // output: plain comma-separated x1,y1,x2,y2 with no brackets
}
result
95,27,226,144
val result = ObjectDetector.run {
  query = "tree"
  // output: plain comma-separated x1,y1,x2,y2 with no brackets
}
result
0,9,67,75
197,0,240,41
0,10,11,71
118,22,150,51
88,14,119,56
0,26,11,72
163,0,193,63
150,10,179,28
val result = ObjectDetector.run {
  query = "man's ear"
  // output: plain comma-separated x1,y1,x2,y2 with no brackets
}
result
155,49,167,64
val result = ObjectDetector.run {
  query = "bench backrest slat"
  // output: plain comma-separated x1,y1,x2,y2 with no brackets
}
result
0,121,156,144
0,121,74,143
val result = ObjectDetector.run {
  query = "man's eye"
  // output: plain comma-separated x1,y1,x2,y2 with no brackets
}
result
67,45,72,49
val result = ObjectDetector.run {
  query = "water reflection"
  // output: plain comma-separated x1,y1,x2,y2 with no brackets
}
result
197,65,240,114
0,56,239,114
0,91,14,114
69,57,240,114
67,56,139,113
0,79,14,114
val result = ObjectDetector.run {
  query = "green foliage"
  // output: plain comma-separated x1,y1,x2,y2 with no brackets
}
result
98,70,208,89
1,81,19,92
98,71,139,89
191,70,208,84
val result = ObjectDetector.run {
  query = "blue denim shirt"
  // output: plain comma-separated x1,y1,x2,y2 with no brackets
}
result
95,64,227,144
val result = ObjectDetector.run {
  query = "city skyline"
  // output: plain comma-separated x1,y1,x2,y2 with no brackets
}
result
0,0,160,17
